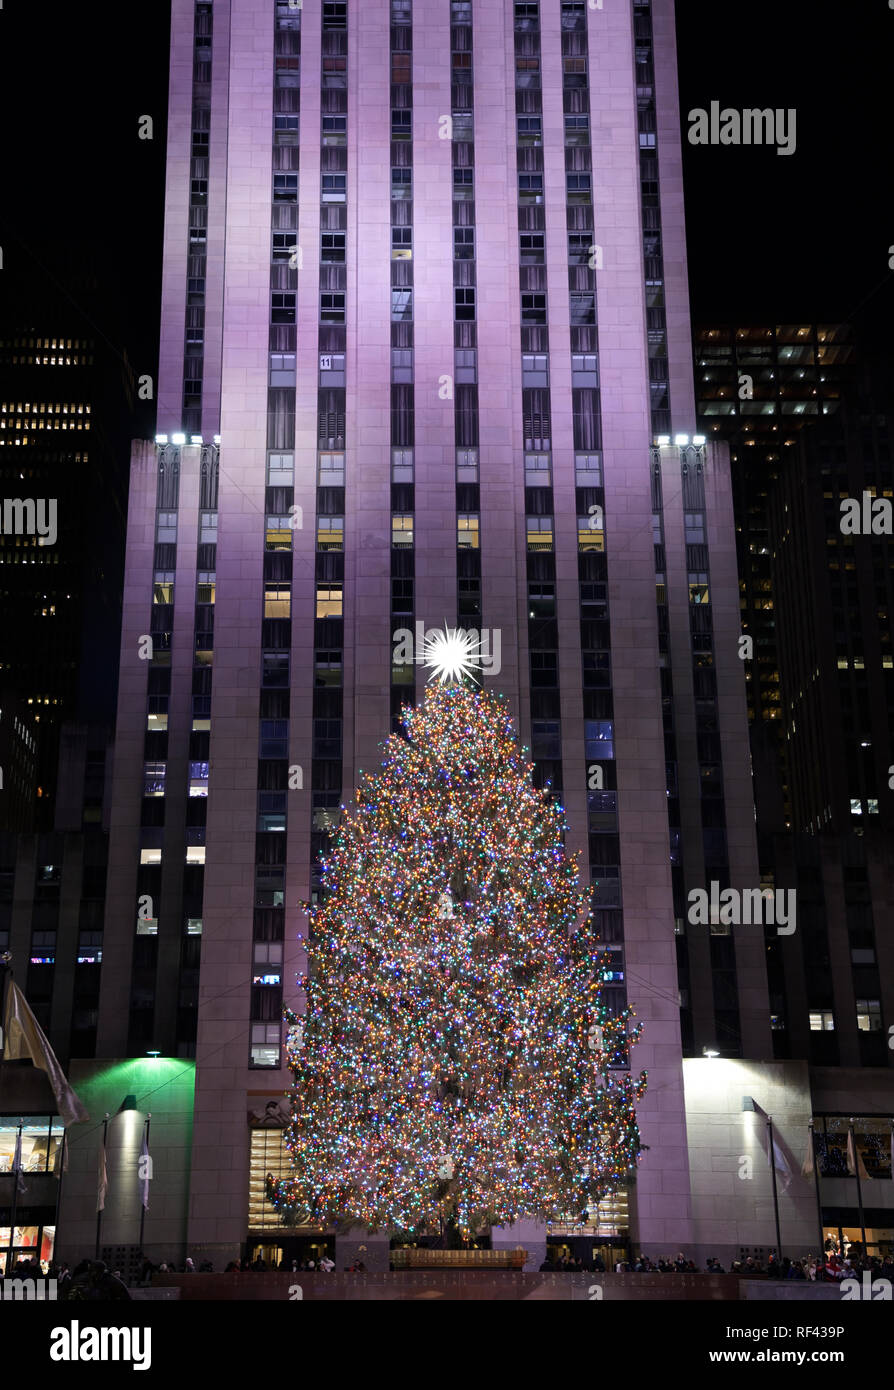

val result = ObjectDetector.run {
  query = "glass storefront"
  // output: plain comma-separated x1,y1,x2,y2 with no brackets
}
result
0,1224,56,1276
0,1117,63,1175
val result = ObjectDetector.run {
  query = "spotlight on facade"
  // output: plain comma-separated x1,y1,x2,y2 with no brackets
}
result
146,1050,161,1058
703,1047,719,1058
213,434,221,444
171,433,186,445
674,434,690,447
655,435,670,446
191,434,204,445
692,434,706,446
154,434,169,445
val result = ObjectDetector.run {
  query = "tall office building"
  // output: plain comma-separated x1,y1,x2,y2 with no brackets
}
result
0,263,133,829
91,0,773,1266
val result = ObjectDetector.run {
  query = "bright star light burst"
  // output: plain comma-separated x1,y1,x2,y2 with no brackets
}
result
420,624,482,685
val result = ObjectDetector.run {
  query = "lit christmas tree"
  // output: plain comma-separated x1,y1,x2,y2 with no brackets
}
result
268,669,646,1239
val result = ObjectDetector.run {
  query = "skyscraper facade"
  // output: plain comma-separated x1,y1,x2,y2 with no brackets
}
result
95,0,769,1264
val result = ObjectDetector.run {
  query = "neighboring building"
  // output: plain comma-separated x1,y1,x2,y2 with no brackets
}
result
0,275,133,829
694,322,858,830
0,693,39,833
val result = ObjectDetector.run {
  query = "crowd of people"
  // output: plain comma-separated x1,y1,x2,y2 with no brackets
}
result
538,1249,894,1280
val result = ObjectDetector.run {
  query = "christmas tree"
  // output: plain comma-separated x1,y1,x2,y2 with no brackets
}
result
268,679,646,1239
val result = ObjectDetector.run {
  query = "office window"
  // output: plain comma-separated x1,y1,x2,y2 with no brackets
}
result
270,353,296,387
519,173,543,203
392,228,412,260
318,452,345,485
452,111,473,140
457,514,479,549
392,0,411,18
526,515,553,550
520,233,545,264
316,584,343,618
809,1010,835,1032
391,167,412,198
265,515,293,551
392,514,414,548
570,293,596,325
322,56,347,87
392,109,412,140
321,173,347,202
153,573,174,604
391,289,413,322
453,168,474,198
274,115,299,144
524,452,550,486
250,1023,281,1068
456,447,478,482
196,570,216,603
273,174,298,202
262,652,289,688
156,511,177,544
314,650,343,686
688,573,709,605
188,761,209,797
566,173,591,199
200,511,218,544
856,999,882,1032
323,2,347,28
684,512,706,545
321,232,346,263
522,293,547,325
260,720,289,758
585,720,614,759
267,452,294,484
454,227,474,260
579,515,605,552
317,516,344,551
451,0,471,20
143,762,166,797
272,293,296,324
321,115,347,145
392,52,411,83
565,114,589,144
528,583,555,618
455,288,476,321
391,447,414,483
264,585,291,619
321,292,346,323
517,115,542,145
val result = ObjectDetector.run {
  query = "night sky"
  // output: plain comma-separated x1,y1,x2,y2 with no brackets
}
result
1,0,892,403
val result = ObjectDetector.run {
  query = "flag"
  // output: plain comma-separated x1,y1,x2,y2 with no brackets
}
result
801,1128,815,1179
769,1130,794,1189
53,1133,68,1177
3,980,89,1128
139,1128,150,1210
847,1129,869,1181
97,1137,108,1213
11,1127,26,1198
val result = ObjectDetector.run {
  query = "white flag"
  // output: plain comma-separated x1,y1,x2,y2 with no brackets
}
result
97,1138,108,1213
801,1128,815,1179
139,1129,150,1210
4,980,89,1128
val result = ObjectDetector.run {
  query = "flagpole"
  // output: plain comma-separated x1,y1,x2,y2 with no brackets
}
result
0,951,12,1059
808,1120,825,1271
849,1118,867,1258
767,1115,783,1261
138,1114,151,1253
95,1113,109,1260
53,1126,67,1262
7,1118,24,1275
